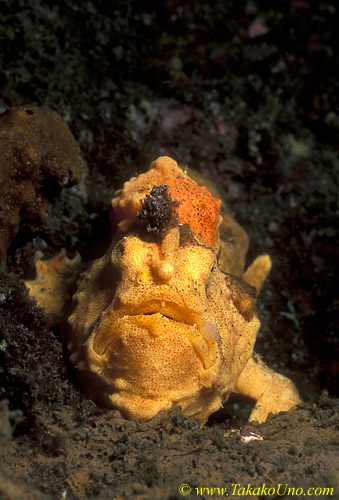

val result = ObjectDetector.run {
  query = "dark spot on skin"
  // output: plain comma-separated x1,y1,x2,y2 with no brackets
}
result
178,224,199,247
225,274,257,322
136,185,178,239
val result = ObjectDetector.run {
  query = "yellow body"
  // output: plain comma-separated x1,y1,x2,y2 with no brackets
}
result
60,157,301,424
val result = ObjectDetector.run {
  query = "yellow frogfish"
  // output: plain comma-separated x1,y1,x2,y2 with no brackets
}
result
27,156,301,425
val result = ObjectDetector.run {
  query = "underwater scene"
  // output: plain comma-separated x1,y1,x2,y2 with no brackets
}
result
0,1,338,498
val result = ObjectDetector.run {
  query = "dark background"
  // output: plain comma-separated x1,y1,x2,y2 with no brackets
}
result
0,1,338,498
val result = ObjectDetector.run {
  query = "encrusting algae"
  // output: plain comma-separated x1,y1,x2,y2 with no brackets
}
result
26,156,301,425
0,104,82,265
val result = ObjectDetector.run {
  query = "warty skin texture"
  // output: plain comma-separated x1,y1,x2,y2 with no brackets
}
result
64,156,301,425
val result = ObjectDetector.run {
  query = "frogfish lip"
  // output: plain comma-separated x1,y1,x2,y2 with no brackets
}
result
120,300,202,327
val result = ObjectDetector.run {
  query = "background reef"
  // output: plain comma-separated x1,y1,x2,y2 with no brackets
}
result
0,1,338,499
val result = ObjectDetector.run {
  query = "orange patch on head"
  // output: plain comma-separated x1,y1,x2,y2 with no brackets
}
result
112,156,221,248
166,172,221,248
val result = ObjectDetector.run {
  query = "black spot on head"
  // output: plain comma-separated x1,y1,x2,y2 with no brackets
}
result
136,185,178,239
